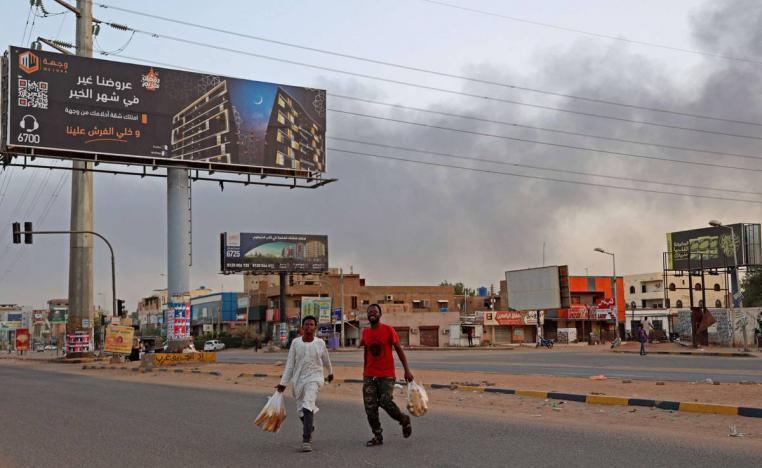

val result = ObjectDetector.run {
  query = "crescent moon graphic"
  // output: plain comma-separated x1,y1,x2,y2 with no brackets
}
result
254,96,263,105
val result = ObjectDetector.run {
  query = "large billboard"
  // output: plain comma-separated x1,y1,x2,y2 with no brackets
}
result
506,266,570,311
221,232,328,273
3,47,326,175
666,223,762,270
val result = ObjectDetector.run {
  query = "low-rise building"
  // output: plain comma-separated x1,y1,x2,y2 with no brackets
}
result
244,268,460,347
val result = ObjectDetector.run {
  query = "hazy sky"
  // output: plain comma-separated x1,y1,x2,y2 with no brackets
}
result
1,0,761,311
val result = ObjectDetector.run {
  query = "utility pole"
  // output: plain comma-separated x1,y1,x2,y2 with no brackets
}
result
67,0,94,357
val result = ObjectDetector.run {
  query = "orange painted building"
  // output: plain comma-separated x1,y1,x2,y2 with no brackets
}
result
542,276,624,343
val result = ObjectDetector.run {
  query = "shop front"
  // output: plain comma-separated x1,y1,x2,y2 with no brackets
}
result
484,311,538,344
545,304,616,343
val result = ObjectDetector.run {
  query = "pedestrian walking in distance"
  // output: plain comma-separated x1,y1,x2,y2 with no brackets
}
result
638,325,648,356
467,327,474,347
361,304,414,447
276,315,333,452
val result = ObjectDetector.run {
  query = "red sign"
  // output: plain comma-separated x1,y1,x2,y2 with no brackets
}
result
32,310,46,324
568,305,589,319
15,328,30,351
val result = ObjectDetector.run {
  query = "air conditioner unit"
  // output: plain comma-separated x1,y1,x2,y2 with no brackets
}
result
422,300,430,307
385,295,394,302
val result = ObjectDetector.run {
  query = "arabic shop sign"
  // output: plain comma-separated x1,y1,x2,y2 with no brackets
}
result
4,46,327,175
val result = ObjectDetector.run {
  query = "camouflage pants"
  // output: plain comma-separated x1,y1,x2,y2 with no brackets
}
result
363,376,405,437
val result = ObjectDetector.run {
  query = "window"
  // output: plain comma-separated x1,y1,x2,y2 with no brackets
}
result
669,283,676,291
713,283,721,291
362,299,370,305
641,300,647,308
715,299,722,307
412,300,424,309
630,301,637,309
652,320,663,331
641,285,647,293
629,286,636,294
351,296,358,309
276,151,286,166
277,112,286,125
676,300,683,308
694,283,702,291
278,96,285,108
276,131,284,143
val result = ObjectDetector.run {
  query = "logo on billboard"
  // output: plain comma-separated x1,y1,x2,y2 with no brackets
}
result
141,68,160,91
20,115,39,133
19,51,40,74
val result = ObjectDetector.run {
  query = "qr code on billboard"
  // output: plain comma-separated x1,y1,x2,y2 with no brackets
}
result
17,78,49,109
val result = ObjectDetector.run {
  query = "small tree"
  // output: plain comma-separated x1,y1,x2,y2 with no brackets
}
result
741,270,762,307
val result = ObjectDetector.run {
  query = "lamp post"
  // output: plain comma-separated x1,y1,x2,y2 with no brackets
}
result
594,247,620,340
709,220,746,350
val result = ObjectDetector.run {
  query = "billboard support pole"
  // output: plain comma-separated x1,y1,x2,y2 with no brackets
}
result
66,0,95,358
167,169,191,316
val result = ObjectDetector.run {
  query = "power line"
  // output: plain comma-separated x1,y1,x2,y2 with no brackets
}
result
419,0,762,66
331,94,762,162
329,136,762,197
92,1,762,127
96,31,762,142
328,108,762,173
328,147,762,205
21,1,34,44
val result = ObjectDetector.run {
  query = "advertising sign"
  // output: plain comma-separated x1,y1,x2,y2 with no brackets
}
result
4,46,326,175
301,297,332,324
32,310,46,324
15,328,30,351
166,303,190,340
221,232,328,273
104,325,134,354
666,224,761,270
483,311,538,326
506,266,570,311
48,308,67,324
5,313,23,329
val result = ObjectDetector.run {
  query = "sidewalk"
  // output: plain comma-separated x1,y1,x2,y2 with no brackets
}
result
613,342,760,358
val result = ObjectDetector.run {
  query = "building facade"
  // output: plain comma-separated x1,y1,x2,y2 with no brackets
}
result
244,269,460,347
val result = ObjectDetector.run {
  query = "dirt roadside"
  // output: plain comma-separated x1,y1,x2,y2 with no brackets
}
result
3,359,762,452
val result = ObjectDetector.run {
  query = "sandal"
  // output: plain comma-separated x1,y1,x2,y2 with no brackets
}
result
365,436,383,447
401,415,412,438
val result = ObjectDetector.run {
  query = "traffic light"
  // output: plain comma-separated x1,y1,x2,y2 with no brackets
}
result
12,222,21,244
24,222,32,244
117,299,126,317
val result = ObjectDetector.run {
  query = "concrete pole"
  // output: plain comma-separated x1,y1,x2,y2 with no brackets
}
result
66,0,94,357
167,168,191,337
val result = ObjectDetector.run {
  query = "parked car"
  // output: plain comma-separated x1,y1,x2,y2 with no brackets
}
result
203,340,225,351
43,344,56,351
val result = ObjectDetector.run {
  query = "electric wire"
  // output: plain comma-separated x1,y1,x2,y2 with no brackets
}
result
331,94,762,162
97,51,762,172
92,1,762,127
329,136,762,197
419,0,762,66
21,1,33,44
95,31,762,142
328,108,762,173
328,147,762,205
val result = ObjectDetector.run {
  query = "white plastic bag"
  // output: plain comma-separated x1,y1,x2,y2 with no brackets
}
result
255,391,287,432
406,381,429,417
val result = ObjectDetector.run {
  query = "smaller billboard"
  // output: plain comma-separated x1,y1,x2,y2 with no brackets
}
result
32,310,47,324
166,303,190,340
15,328,30,351
48,308,67,324
506,266,570,311
483,311,538,326
301,297,332,324
666,223,762,270
5,313,23,329
105,325,134,354
221,232,328,273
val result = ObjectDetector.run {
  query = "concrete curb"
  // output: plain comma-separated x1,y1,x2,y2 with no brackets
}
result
80,365,222,377
76,367,762,419
612,350,756,358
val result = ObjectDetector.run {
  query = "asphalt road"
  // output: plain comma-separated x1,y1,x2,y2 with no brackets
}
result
0,365,759,468
219,349,762,383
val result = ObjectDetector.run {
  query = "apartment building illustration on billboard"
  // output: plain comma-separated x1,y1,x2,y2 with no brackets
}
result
171,80,237,164
267,87,325,173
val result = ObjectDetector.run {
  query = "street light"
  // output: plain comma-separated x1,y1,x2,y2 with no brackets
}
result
709,220,746,350
594,247,620,341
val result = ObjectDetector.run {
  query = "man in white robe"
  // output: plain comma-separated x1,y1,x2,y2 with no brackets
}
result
277,315,333,452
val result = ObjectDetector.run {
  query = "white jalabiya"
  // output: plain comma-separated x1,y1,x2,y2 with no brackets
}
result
279,336,333,416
